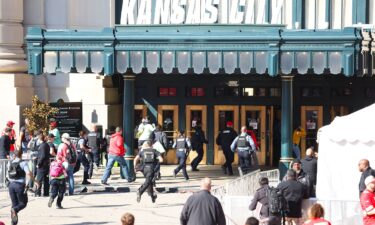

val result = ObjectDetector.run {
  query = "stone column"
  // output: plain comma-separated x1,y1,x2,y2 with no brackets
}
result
279,75,294,179
0,0,33,134
123,74,135,178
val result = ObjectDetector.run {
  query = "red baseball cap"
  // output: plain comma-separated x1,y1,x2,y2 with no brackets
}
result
50,121,57,127
226,121,233,127
6,121,15,126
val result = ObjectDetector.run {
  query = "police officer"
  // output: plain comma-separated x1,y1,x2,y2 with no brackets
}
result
190,124,208,172
75,131,91,184
173,130,191,180
216,121,237,175
7,149,39,225
87,124,101,176
231,126,256,175
134,141,163,203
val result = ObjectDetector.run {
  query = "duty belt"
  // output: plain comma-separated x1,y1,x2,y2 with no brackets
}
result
177,148,186,152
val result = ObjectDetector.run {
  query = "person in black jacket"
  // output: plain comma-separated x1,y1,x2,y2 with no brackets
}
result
180,177,226,225
277,169,308,225
249,177,281,225
358,159,375,196
216,121,237,175
153,124,167,180
0,128,14,159
35,132,51,197
190,124,208,172
301,148,317,196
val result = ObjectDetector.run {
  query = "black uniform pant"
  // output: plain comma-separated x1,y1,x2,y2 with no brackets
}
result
9,182,28,213
174,151,189,180
238,150,252,175
191,147,203,170
139,165,155,198
36,167,50,196
75,151,90,181
222,148,234,174
91,149,100,168
50,178,66,206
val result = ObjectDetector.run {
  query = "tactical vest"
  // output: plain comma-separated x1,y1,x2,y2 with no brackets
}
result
237,135,249,148
143,148,156,163
8,160,26,180
87,132,99,149
176,138,186,150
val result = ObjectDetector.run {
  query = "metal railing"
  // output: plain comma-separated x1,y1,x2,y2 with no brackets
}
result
212,169,280,203
0,159,8,189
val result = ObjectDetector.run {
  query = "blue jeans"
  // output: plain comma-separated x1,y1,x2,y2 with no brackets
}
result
292,144,301,159
9,182,28,213
67,165,74,195
102,154,132,182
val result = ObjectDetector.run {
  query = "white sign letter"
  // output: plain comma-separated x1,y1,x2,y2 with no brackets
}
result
244,0,255,24
229,0,245,24
154,0,171,24
186,0,202,24
256,0,266,24
203,0,219,23
136,0,152,24
271,0,283,24
120,0,137,25
171,0,186,24
219,0,228,24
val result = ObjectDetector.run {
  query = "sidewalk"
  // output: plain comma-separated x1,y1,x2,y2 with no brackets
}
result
73,165,239,194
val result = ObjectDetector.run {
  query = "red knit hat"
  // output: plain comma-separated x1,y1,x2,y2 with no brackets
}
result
226,121,233,127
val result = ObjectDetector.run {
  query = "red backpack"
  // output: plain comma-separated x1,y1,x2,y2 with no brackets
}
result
50,160,64,177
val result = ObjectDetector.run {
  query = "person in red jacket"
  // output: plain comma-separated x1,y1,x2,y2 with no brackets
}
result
101,127,134,185
361,176,375,225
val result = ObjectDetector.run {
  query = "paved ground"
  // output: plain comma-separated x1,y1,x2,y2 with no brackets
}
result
0,165,238,225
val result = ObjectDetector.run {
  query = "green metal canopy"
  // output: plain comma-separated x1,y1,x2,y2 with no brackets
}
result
26,25,365,77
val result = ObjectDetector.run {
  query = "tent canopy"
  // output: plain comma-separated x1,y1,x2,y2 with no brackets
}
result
317,103,375,201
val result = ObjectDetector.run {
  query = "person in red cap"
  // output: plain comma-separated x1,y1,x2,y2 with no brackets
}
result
216,121,237,175
2,121,16,155
49,121,61,147
361,175,375,225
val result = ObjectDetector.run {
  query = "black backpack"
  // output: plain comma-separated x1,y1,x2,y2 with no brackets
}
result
8,160,26,179
65,143,77,164
267,187,287,215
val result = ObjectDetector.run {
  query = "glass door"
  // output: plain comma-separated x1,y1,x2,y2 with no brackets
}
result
214,105,239,165
301,106,323,157
186,105,207,164
330,106,350,122
241,106,266,165
157,105,178,164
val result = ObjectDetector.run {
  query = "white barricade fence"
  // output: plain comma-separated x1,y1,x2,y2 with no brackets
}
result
0,159,7,189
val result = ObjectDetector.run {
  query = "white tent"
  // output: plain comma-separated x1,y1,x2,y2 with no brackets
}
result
316,103,375,224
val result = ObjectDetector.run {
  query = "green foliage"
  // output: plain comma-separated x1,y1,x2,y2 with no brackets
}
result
23,95,58,134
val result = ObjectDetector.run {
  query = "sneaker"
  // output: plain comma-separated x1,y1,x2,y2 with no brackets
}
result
56,204,63,209
238,167,243,177
136,191,141,203
173,171,177,178
48,197,54,208
81,180,91,185
101,180,109,186
11,208,18,225
191,168,199,171
151,194,157,203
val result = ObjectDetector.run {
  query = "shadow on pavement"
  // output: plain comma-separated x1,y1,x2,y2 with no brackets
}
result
60,222,110,225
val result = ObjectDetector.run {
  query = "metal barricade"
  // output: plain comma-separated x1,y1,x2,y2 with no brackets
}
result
0,159,8,189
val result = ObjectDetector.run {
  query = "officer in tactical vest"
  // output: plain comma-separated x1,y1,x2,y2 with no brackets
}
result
7,149,39,225
216,121,238,175
134,141,163,203
87,124,101,175
173,130,191,180
231,126,256,175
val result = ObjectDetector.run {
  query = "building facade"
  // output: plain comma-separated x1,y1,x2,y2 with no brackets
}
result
2,0,375,173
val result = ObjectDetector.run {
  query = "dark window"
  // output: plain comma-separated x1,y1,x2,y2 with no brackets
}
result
269,88,281,97
215,86,240,97
331,87,352,97
242,87,267,97
159,87,177,97
302,87,322,97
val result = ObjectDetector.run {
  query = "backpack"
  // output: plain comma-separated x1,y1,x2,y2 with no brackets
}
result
65,143,77,164
50,160,64,177
267,187,287,215
8,160,25,179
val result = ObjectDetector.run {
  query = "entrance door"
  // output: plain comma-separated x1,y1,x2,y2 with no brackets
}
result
157,105,178,164
186,105,207,164
301,106,323,157
241,106,266,165
134,105,147,150
329,106,350,122
214,106,239,165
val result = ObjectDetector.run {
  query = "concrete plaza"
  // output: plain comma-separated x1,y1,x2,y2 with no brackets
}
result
0,165,239,225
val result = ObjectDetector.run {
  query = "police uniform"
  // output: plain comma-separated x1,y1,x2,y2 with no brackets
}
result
75,137,91,183
87,131,101,169
216,127,237,175
231,133,256,175
173,137,191,180
137,147,160,202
